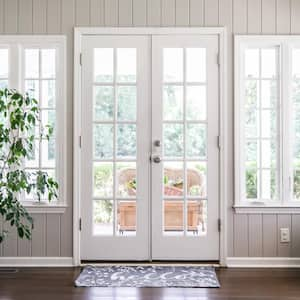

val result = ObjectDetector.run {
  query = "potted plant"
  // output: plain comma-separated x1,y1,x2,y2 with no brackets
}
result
0,88,58,243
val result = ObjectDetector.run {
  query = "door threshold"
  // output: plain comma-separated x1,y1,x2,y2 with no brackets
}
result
80,260,220,267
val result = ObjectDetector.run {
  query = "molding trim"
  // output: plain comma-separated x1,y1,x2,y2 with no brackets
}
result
0,257,73,267
227,257,300,268
233,206,300,214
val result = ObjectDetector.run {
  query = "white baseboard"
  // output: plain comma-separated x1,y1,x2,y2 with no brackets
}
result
0,257,73,267
227,257,300,268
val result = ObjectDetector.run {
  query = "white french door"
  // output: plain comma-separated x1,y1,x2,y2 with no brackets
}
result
80,34,220,261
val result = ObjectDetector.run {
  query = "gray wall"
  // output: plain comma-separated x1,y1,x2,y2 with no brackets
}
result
0,0,300,258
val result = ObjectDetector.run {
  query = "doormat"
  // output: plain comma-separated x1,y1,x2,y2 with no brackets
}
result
75,265,220,288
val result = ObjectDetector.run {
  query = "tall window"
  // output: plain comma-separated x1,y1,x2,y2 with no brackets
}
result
235,36,300,209
0,36,66,207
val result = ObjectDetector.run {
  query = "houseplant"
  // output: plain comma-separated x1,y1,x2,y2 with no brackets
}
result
0,88,58,243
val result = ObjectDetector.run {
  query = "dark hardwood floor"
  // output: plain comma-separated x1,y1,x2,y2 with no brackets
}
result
0,267,300,299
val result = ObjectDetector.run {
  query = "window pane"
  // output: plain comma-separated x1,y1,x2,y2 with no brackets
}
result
0,80,8,89
41,80,55,108
261,80,277,108
164,162,184,197
245,80,259,108
261,48,276,78
245,108,258,138
25,49,39,78
163,85,183,121
186,124,206,159
186,48,206,82
163,200,184,235
117,86,136,121
93,124,113,159
261,110,276,138
116,124,136,158
246,140,258,169
116,162,137,197
117,200,136,236
0,49,8,78
25,80,39,99
93,162,113,197
186,86,206,121
163,48,183,82
25,139,39,168
246,167,258,199
41,49,55,78
117,48,136,83
292,49,300,77
94,48,113,83
42,109,55,132
186,162,207,197
163,123,183,157
245,49,259,78
93,200,113,235
41,139,55,168
94,86,114,121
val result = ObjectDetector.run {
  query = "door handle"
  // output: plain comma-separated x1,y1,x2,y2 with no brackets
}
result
151,155,161,163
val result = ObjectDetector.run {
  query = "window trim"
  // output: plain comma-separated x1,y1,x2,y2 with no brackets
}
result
235,35,300,213
0,35,67,213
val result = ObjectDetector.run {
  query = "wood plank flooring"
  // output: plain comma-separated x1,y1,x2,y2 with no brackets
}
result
0,267,300,299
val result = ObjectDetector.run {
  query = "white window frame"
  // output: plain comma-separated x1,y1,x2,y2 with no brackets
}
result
235,35,300,214
0,35,67,213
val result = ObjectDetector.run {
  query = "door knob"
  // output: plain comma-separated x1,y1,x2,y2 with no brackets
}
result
152,155,161,163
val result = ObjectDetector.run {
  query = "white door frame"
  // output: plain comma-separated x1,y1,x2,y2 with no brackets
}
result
73,27,228,266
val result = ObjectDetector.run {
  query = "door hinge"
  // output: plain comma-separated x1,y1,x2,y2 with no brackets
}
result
79,53,82,66
216,53,220,66
79,136,82,148
79,218,82,231
217,135,221,150
218,218,221,232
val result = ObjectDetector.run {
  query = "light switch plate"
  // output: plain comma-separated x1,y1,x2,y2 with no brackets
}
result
280,228,290,243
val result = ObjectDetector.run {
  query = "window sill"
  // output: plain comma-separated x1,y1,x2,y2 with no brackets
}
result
233,205,300,214
22,202,67,214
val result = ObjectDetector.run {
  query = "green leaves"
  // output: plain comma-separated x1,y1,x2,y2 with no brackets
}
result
0,88,58,243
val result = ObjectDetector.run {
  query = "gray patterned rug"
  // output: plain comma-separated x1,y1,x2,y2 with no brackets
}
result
75,265,220,287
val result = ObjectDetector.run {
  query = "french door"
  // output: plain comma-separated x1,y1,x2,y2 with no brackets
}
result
80,34,220,261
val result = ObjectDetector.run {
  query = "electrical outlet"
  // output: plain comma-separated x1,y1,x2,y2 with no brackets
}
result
280,228,290,243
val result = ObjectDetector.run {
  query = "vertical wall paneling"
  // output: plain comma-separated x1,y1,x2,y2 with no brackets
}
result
2,222,18,256
233,0,247,33
31,214,46,256
291,215,300,257
277,215,291,257
75,0,90,26
248,214,263,256
262,215,277,256
33,0,47,34
0,0,3,33
261,0,276,33
247,0,261,34
119,0,133,26
133,0,147,26
17,225,31,256
18,0,32,34
276,0,291,34
4,0,18,34
175,0,189,26
104,0,118,26
147,0,161,26
234,214,249,256
90,0,105,26
46,215,60,256
204,0,218,26
47,0,61,34
291,0,300,33
162,0,175,26
189,0,204,26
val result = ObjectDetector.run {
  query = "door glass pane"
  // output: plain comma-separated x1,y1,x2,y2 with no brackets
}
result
93,162,113,197
163,48,183,82
186,200,207,236
94,124,113,159
0,49,8,78
25,49,39,78
117,200,136,236
163,124,183,157
163,85,183,121
163,200,184,235
116,124,136,158
94,86,114,121
94,48,113,82
116,162,137,197
186,86,206,121
117,48,136,82
186,48,206,82
117,86,136,121
164,162,184,197
93,200,113,235
186,124,206,159
186,162,207,197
